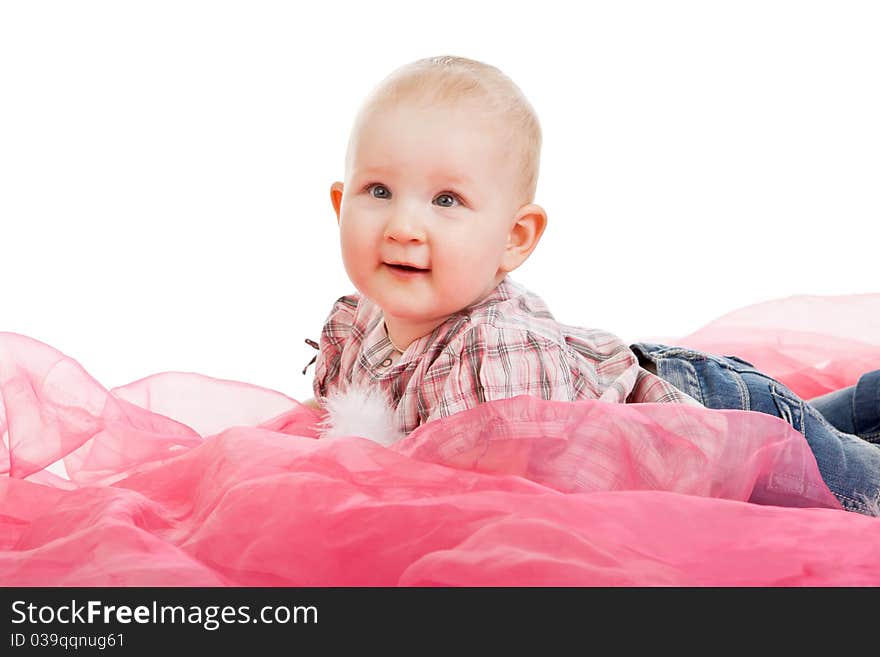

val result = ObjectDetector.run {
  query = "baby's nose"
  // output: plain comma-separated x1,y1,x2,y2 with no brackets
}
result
383,211,426,242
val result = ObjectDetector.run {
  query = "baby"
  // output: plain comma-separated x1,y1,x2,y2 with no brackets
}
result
304,55,699,435
304,55,880,515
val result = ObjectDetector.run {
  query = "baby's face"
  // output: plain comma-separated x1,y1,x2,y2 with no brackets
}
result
332,101,524,334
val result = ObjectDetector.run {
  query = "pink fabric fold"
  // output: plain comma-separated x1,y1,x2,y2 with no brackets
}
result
2,293,880,586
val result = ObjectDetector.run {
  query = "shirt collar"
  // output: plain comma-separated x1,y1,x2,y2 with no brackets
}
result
357,276,521,372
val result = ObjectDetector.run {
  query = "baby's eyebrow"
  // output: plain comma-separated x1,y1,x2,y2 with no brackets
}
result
354,166,475,188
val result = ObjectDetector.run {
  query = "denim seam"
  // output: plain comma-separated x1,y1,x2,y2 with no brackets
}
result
713,357,761,376
713,362,751,410
657,358,704,406
851,387,857,437
734,369,751,411
769,383,805,433
837,492,871,513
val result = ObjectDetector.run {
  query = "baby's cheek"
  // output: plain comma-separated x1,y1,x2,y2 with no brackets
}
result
340,230,369,260
454,247,498,277
437,259,490,296
338,240,371,286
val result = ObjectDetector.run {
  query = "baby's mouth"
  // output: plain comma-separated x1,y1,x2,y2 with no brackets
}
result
385,262,430,273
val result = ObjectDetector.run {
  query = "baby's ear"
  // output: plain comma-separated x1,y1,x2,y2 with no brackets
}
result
502,203,548,271
330,182,344,223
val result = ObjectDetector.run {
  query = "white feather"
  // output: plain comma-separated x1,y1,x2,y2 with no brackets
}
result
317,382,406,447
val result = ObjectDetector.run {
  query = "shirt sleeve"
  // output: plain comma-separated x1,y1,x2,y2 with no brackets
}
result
423,323,577,423
312,295,359,402
564,327,703,407
627,367,703,406
420,322,702,423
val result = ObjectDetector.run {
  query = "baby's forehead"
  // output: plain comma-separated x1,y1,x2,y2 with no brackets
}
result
368,92,509,129
349,98,519,161
348,133,517,194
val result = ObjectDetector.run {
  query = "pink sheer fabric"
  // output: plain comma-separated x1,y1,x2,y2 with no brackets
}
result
2,294,880,586
661,293,880,399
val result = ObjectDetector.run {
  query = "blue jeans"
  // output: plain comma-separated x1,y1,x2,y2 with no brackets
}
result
808,371,880,442
630,342,880,515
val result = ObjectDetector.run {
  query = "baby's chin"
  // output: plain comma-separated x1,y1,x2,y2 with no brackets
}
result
374,291,466,322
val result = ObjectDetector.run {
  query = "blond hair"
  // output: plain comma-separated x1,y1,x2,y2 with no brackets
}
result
347,55,542,205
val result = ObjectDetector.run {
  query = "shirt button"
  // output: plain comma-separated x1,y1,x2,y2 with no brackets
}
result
381,358,393,367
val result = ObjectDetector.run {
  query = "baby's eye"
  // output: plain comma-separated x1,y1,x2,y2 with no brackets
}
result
433,193,461,208
367,184,391,199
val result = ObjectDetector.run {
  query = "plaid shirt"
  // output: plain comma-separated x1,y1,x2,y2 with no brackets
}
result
310,277,701,435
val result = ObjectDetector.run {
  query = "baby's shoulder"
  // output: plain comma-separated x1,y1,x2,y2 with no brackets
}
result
317,293,365,349
445,313,566,356
321,292,363,328
328,292,360,317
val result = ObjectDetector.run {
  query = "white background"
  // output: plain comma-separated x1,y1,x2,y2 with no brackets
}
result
1,1,877,402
